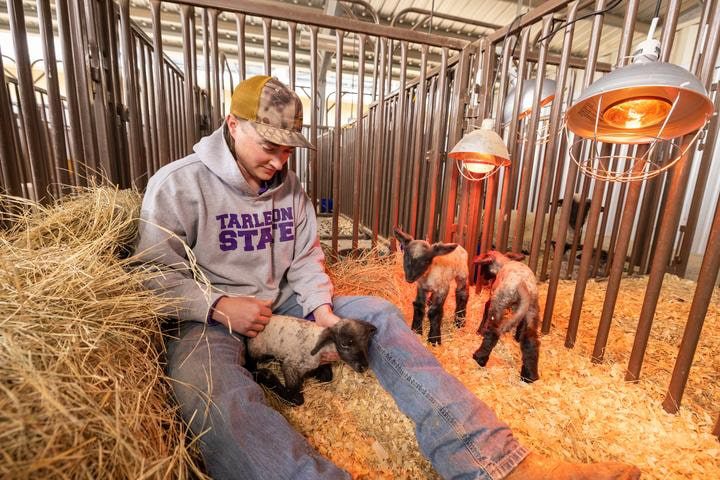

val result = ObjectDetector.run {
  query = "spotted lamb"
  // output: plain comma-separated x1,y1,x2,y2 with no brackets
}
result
393,227,469,345
247,315,377,406
472,250,540,383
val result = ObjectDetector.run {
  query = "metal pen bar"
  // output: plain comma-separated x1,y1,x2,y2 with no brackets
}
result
209,9,221,128
424,47,448,242
120,0,147,186
309,25,319,210
512,15,553,259
181,5,197,152
82,0,113,182
408,45,428,237
441,46,471,242
151,0,170,165
8,0,51,201
37,0,70,192
673,87,720,276
500,27,530,252
0,47,22,197
543,0,608,333
529,2,579,272
351,33,367,249
69,0,101,180
236,13,246,81
626,134,696,381
55,0,85,186
592,148,648,361
388,41,407,251
331,32,343,254
662,191,720,413
263,17,272,74
173,0,468,49
371,37,387,245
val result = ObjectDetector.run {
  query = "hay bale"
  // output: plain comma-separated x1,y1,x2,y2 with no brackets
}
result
0,187,205,479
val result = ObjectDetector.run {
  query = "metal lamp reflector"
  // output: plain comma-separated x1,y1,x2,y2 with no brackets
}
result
566,62,713,144
449,119,510,181
502,78,557,124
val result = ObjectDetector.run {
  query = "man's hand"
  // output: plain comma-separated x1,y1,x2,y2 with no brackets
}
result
313,304,341,328
211,296,272,337
314,304,341,363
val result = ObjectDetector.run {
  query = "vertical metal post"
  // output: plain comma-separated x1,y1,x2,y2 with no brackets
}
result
309,26,319,211
351,34,367,249
543,0,608,333
424,48,448,242
512,15,553,255
209,9,221,128
8,0,51,201
371,38,387,245
626,12,720,380
529,3,579,272
118,0,144,186
331,32,344,253
236,13,246,81
0,48,22,197
181,5,197,152
263,18,272,75
56,0,86,186
388,41,407,251
662,189,720,412
37,0,70,193
150,0,170,165
441,47,471,242
498,29,530,252
408,45,428,237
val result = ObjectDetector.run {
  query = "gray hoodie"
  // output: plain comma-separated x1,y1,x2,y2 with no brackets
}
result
134,124,333,322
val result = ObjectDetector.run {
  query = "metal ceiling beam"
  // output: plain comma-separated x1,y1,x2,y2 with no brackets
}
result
172,0,469,49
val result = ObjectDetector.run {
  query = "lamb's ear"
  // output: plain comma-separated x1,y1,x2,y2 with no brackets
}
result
505,252,526,262
432,242,458,257
310,328,335,355
393,227,413,246
473,253,494,265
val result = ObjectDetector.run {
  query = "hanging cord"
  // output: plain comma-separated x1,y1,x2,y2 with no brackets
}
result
429,0,434,35
535,0,624,45
646,0,663,40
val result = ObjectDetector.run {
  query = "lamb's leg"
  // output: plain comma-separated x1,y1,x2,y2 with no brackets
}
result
280,365,306,406
309,364,333,383
412,286,427,335
427,290,448,345
476,299,491,335
519,320,540,383
454,279,469,328
473,329,500,367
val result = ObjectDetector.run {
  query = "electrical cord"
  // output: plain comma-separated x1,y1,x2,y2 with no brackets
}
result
535,0,624,45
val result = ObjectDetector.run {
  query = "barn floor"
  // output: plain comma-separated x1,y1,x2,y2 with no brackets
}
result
273,216,720,479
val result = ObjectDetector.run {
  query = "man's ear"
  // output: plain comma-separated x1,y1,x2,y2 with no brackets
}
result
432,242,458,257
393,227,413,246
310,328,335,355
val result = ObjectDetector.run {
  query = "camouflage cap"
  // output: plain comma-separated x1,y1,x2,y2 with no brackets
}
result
230,75,314,149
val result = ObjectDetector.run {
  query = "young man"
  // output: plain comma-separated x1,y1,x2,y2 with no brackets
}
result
135,75,640,480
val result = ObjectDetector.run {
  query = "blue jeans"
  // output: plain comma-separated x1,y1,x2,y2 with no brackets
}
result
165,295,528,480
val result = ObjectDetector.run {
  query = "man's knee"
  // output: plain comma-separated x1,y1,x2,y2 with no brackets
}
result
335,296,404,328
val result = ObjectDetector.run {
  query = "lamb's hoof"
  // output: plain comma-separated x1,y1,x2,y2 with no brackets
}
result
473,349,489,367
428,336,441,346
312,364,333,383
411,324,423,335
454,318,466,328
254,368,280,389
520,367,539,383
286,392,305,406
